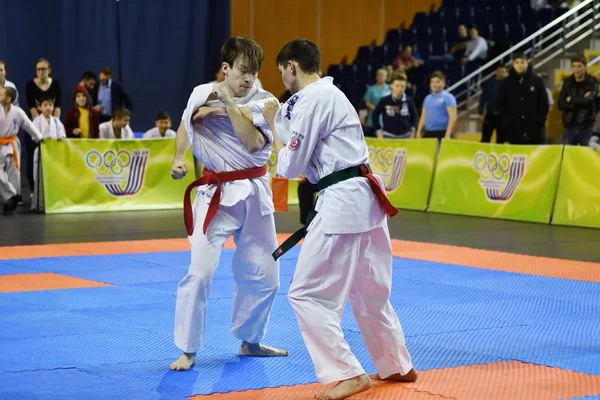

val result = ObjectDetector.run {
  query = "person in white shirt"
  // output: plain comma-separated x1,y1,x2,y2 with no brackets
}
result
262,39,416,400
0,87,42,214
32,96,66,210
143,111,176,138
461,27,489,65
99,107,134,139
0,61,19,107
169,36,287,372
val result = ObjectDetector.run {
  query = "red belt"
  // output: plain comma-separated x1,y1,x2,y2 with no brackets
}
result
183,164,268,236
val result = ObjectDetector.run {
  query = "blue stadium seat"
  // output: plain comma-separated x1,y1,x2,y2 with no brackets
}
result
355,46,371,62
385,29,401,47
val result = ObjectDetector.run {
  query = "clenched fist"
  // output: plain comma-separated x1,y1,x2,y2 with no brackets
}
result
212,81,235,104
262,100,280,128
171,158,188,180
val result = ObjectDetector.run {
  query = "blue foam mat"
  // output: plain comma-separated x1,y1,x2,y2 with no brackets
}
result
1,249,599,399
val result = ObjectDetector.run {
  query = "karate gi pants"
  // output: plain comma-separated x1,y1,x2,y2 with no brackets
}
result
288,215,413,384
0,143,21,203
174,192,280,353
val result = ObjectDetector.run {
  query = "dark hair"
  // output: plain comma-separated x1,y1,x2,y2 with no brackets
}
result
430,71,446,81
39,95,55,105
2,87,17,103
390,75,407,85
497,64,508,69
571,55,587,67
513,53,528,62
36,58,51,69
113,107,131,119
276,39,321,74
221,37,264,74
156,111,171,121
100,66,113,76
81,71,97,82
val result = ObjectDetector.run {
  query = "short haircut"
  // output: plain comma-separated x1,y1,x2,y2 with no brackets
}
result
221,37,264,74
100,66,113,76
431,71,446,81
571,55,587,67
376,68,388,75
497,64,508,69
156,111,171,121
2,87,17,103
113,107,131,119
39,95,55,105
513,53,528,62
81,71,97,81
390,75,407,85
276,39,321,74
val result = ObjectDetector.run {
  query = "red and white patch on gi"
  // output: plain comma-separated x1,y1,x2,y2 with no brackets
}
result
289,137,301,151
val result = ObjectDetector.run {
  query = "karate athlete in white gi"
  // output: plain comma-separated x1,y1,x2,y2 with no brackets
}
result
262,40,417,400
0,87,42,215
169,37,287,371
32,97,66,210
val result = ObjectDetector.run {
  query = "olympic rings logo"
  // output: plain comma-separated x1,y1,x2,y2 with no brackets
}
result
473,152,511,180
86,150,132,175
369,147,399,174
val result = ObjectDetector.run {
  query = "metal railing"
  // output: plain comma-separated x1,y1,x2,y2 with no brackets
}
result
448,0,599,120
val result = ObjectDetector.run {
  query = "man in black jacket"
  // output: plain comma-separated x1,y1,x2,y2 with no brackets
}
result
558,55,599,146
498,54,549,145
372,75,417,139
91,66,133,123
479,65,508,143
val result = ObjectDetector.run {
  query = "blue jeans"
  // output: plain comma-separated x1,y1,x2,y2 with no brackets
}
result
563,126,593,146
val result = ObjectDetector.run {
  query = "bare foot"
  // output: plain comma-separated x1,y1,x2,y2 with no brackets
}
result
169,352,196,371
315,374,372,400
239,341,289,357
370,368,418,382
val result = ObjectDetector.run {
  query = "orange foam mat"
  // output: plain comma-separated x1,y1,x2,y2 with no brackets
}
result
190,361,600,400
392,240,600,283
0,273,111,293
2,237,599,282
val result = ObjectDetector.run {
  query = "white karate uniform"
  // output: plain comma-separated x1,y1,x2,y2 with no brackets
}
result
99,121,135,139
31,115,66,210
274,77,413,384
143,127,176,139
0,105,42,202
174,83,280,353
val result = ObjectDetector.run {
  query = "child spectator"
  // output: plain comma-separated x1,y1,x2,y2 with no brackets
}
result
143,111,176,138
65,86,100,139
99,107,134,139
372,75,417,139
32,96,66,210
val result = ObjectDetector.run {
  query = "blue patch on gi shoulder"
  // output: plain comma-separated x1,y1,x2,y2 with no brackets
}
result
285,95,299,120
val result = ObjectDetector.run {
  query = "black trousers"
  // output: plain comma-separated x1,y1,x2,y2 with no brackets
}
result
297,180,318,226
481,114,506,143
424,130,446,141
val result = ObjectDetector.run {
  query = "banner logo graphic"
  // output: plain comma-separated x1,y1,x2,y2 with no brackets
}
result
369,147,407,191
85,149,149,196
474,152,526,201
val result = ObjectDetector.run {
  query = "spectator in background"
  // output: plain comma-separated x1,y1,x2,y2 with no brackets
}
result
449,25,469,60
393,46,423,72
372,75,417,139
143,111,176,138
461,27,489,65
99,107,134,139
417,71,458,141
0,61,19,106
92,66,133,123
25,58,62,195
498,54,549,145
73,71,97,102
558,55,598,146
363,69,390,131
65,86,100,139
479,65,508,143
31,96,66,211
